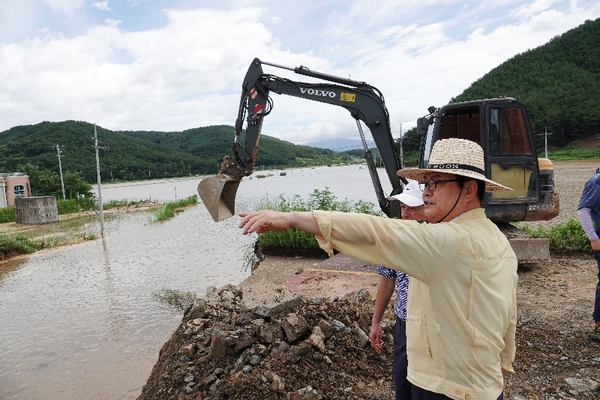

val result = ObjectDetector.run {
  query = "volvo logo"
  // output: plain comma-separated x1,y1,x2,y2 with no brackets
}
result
299,87,337,98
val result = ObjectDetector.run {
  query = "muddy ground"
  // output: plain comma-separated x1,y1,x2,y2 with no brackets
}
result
138,160,600,400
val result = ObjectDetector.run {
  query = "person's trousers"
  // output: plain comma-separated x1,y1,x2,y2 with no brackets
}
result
410,385,503,399
392,317,411,399
593,250,600,322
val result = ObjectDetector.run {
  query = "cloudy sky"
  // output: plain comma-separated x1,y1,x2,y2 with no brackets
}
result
0,0,598,145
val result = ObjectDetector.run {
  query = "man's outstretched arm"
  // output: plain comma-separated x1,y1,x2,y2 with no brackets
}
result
239,210,321,236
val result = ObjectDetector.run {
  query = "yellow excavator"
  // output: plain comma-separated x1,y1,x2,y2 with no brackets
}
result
198,58,559,263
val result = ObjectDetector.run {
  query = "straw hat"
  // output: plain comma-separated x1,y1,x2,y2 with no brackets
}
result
397,138,513,192
391,180,424,207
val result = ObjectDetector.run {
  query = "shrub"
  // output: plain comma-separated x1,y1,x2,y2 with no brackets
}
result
0,207,15,223
254,188,381,249
517,218,591,252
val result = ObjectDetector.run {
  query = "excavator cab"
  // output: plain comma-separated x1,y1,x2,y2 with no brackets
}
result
418,98,559,223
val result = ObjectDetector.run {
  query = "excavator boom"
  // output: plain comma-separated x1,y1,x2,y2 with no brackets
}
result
199,58,404,221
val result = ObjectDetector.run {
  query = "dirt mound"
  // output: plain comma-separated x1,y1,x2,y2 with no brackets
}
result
137,284,396,400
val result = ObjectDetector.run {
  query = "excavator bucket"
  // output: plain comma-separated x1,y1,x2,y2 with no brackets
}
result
198,174,242,222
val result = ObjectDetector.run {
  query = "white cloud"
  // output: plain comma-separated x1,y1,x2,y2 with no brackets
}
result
93,1,111,11
0,1,599,144
105,19,121,27
511,0,558,19
42,0,86,14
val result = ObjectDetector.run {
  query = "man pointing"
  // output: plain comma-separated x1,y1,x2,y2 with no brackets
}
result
239,138,517,400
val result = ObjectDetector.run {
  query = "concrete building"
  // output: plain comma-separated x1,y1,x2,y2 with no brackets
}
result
0,173,32,208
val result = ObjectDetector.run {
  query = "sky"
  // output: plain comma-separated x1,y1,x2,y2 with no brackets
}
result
0,0,599,145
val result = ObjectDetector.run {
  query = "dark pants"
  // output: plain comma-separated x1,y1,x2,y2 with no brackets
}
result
411,386,503,400
393,317,411,399
593,250,600,322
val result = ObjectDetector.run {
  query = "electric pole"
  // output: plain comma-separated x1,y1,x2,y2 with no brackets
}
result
399,123,404,170
56,145,66,200
93,125,105,238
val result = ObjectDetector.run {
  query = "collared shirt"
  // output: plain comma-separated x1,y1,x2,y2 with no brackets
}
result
376,265,409,320
578,167,600,241
313,208,517,400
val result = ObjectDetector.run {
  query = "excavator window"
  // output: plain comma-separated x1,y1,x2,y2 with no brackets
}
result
490,108,531,155
489,106,536,200
437,105,481,145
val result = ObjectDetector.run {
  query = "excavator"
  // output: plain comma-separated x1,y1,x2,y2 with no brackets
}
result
198,58,559,263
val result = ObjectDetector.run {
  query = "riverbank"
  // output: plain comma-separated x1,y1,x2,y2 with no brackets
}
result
137,250,600,399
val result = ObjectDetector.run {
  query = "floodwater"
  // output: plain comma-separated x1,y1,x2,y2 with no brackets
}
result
0,165,392,400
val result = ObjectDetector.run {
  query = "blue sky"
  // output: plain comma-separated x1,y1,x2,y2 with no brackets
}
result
0,0,599,144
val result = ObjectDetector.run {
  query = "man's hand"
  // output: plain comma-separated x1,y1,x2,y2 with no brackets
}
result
369,322,384,352
239,210,322,236
238,210,292,235
592,238,600,252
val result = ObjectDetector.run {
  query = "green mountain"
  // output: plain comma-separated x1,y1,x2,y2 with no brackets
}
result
453,17,600,146
0,121,337,182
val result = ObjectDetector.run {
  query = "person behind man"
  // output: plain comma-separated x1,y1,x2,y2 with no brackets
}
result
239,138,518,399
576,167,600,342
370,179,427,399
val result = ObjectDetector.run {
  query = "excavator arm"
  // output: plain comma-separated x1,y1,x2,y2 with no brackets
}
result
199,58,405,221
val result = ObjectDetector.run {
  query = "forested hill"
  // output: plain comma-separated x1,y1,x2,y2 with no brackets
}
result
453,17,600,145
0,121,335,182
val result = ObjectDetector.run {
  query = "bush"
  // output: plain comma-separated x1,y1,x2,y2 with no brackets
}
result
0,235,38,255
254,188,382,250
0,207,15,223
518,218,591,252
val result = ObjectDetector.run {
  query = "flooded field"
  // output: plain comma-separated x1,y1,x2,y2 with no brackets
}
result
0,164,390,400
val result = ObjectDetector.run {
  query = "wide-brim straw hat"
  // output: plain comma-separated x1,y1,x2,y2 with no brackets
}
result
397,138,513,192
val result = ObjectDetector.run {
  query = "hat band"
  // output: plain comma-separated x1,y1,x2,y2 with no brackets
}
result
426,163,485,176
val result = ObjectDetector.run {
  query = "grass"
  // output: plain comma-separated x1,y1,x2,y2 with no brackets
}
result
546,146,600,161
515,218,592,252
253,188,382,250
148,195,198,223
151,289,200,312
0,234,38,256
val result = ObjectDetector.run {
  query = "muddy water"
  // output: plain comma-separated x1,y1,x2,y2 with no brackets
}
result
0,165,391,400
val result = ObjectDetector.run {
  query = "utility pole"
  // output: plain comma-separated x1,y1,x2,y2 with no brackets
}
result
93,125,105,238
544,126,548,159
56,145,66,200
399,123,404,170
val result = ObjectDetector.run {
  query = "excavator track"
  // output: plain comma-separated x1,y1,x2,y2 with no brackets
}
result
496,222,550,265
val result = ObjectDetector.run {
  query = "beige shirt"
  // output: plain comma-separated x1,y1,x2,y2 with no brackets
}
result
313,208,517,400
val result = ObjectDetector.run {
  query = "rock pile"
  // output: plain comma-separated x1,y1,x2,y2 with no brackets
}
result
137,284,396,400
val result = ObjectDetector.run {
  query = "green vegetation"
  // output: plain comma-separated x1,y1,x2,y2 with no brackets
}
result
0,121,350,184
149,195,198,223
0,207,15,223
0,234,37,255
517,218,591,252
453,18,600,149
151,289,199,312
254,188,382,250
546,146,600,161
20,163,93,198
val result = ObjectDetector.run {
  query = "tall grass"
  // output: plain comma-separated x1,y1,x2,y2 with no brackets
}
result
516,218,592,252
0,234,38,256
254,188,382,250
149,195,198,223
